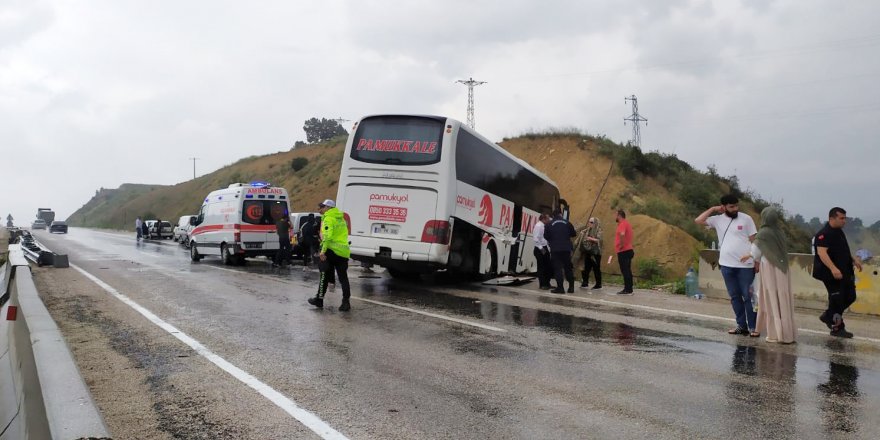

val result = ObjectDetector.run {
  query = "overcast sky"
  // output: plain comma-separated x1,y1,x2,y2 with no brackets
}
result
2,0,879,226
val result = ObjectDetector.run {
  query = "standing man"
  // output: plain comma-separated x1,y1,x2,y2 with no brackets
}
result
696,195,758,336
135,216,143,241
613,210,635,295
532,213,552,290
299,213,317,269
544,209,576,294
273,211,292,267
308,199,351,311
577,217,603,290
813,207,862,338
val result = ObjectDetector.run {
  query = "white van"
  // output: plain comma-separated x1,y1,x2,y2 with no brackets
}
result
189,182,291,265
174,215,197,243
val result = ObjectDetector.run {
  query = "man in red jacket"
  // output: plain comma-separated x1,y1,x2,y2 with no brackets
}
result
613,209,634,295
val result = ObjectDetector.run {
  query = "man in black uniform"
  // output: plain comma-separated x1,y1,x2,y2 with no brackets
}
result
544,209,577,294
813,207,863,338
273,212,293,267
299,214,317,268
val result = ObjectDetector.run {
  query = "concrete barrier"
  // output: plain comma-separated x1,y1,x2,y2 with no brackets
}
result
698,249,880,317
1,245,111,439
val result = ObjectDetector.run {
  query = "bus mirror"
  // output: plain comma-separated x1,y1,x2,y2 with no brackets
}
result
190,217,198,226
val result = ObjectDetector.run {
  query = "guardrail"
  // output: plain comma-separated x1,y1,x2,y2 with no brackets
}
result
1,244,111,439
698,249,880,316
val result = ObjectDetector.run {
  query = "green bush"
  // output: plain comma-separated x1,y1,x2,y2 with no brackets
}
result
637,258,665,283
290,157,309,172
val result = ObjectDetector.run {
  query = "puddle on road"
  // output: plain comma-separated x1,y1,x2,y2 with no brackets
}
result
357,277,690,353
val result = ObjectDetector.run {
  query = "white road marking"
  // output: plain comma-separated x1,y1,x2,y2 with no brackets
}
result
500,285,880,344
200,265,507,333
70,264,349,440
351,297,507,333
204,265,244,274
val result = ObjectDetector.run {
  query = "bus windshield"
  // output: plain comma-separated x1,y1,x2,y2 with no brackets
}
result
350,116,444,165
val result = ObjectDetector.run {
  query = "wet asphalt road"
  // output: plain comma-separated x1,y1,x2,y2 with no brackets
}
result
33,228,880,439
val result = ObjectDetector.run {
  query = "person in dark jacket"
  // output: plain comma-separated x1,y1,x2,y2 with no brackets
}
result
141,220,149,240
273,212,293,267
299,214,317,267
813,207,863,338
544,209,577,293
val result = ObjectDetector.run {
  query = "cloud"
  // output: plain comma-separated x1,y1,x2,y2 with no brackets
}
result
1,0,879,227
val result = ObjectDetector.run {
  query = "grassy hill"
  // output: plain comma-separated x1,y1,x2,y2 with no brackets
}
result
68,131,818,282
68,138,348,229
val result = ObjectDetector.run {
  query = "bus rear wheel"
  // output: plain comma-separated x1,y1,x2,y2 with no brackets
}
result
481,241,498,280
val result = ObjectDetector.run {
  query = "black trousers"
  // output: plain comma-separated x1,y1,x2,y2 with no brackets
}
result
301,241,316,266
275,237,292,264
823,276,857,323
551,251,574,289
534,247,551,287
617,249,634,292
581,252,602,286
317,250,350,299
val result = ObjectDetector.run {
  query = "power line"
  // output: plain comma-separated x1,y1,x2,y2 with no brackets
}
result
456,77,487,129
623,95,647,147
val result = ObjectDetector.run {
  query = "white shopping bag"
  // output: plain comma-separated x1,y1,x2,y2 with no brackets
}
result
750,274,760,313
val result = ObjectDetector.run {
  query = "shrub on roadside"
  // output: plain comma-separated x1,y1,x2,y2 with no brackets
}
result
290,157,309,171
637,258,665,284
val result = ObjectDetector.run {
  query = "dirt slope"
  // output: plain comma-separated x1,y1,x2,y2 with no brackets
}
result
502,137,700,278
69,135,700,279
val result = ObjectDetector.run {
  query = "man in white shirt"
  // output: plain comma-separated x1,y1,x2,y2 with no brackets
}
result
696,195,758,336
533,214,552,289
135,216,143,241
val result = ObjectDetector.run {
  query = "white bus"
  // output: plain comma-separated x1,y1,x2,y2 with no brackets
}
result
335,115,562,278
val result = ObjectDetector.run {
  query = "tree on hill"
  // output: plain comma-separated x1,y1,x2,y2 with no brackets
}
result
303,118,347,143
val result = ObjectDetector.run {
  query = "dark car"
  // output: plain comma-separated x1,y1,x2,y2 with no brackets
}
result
49,220,68,233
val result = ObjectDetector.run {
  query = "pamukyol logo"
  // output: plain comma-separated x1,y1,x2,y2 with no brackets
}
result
369,193,409,204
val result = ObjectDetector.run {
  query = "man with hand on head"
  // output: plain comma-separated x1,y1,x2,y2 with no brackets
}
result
696,195,758,337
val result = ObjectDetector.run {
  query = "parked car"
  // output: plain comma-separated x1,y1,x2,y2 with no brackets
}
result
145,220,173,240
31,219,47,230
49,220,68,234
174,215,197,243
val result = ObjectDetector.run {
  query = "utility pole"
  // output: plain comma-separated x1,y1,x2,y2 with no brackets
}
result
332,117,350,125
189,157,199,180
623,95,648,148
456,77,487,129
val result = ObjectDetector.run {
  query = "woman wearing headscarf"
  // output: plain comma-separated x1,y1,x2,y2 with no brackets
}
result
741,207,796,343
576,217,603,290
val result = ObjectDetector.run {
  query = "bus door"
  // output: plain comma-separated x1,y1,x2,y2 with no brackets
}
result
509,205,524,271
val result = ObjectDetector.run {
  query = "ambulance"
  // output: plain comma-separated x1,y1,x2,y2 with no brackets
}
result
188,182,291,265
